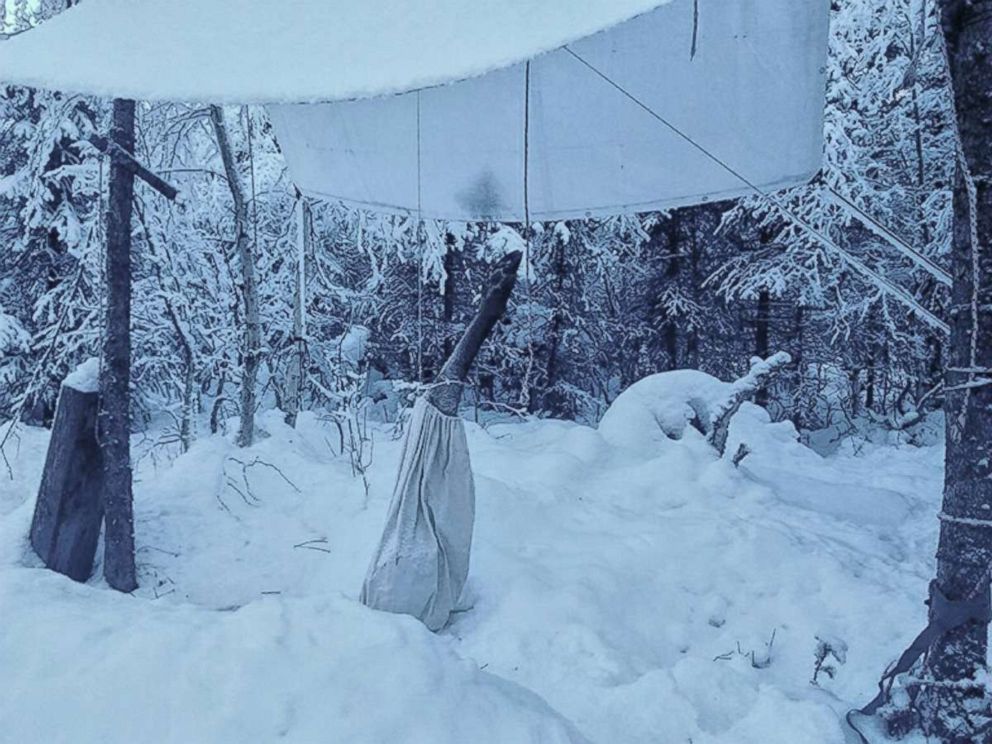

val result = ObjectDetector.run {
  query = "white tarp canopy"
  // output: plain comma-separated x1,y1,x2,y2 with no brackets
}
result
0,0,672,103
0,0,829,221
268,0,830,220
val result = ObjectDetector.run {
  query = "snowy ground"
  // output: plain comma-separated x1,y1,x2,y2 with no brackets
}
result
0,380,943,743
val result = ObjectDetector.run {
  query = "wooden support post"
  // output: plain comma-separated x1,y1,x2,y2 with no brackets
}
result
100,98,138,592
89,135,179,201
29,376,103,582
28,103,177,591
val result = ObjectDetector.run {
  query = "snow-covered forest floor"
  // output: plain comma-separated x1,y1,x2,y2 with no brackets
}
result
0,381,943,744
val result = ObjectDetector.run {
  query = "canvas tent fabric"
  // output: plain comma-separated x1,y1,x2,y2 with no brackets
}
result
0,0,829,222
0,0,671,104
268,0,830,221
361,398,475,632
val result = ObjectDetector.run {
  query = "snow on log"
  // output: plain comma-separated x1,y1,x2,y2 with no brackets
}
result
598,353,791,458
707,352,792,456
62,356,99,393
29,363,105,582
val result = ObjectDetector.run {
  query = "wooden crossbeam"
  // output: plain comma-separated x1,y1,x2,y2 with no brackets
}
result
89,135,179,201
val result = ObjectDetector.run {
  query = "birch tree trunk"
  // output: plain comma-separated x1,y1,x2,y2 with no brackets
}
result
921,3,992,739
210,106,260,448
100,98,137,592
283,197,309,428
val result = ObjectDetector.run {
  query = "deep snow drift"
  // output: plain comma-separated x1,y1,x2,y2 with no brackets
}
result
0,371,942,743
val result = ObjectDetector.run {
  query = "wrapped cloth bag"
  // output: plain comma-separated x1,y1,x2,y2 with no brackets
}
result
361,397,475,631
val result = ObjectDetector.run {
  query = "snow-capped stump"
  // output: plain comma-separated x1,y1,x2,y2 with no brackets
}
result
598,353,791,458
29,358,104,582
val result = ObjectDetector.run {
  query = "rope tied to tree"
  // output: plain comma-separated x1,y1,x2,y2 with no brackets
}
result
561,45,951,336
847,574,992,743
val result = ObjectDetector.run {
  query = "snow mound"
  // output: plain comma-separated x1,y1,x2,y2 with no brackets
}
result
0,384,943,744
0,568,587,744
598,367,914,526
63,356,100,393
726,403,916,527
598,369,732,455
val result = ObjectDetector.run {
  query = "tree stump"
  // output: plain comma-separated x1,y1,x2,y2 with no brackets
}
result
29,381,104,583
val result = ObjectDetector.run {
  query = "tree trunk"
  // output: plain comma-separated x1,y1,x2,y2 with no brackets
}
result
100,98,137,593
791,305,805,430
755,289,771,407
865,356,876,413
921,3,992,739
542,229,569,417
663,213,681,370
284,197,309,427
708,352,792,456
685,208,702,370
210,106,260,448
30,382,103,583
850,368,863,418
427,251,522,416
442,233,457,362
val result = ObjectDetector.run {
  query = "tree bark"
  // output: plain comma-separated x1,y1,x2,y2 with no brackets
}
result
663,213,681,370
755,289,771,407
210,106,260,448
427,251,522,415
685,208,702,370
791,304,806,430
100,98,137,593
30,383,103,583
284,197,309,427
542,228,569,416
921,3,992,739
442,233,457,362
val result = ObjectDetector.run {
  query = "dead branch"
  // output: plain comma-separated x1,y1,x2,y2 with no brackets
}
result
709,352,792,456
427,250,523,415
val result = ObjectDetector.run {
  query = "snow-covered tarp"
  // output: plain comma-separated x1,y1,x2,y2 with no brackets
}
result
0,0,828,221
269,0,830,220
0,0,671,104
